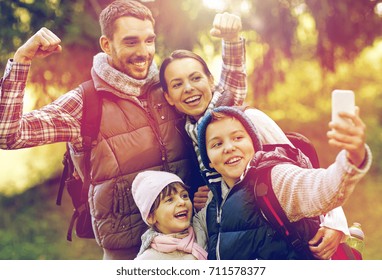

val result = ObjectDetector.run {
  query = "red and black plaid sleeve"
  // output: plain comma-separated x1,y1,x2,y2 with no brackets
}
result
0,59,82,150
215,38,247,106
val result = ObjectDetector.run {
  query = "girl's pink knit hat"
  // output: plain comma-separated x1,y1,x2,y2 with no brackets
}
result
132,170,184,225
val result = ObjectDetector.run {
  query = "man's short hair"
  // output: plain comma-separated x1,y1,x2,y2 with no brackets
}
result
99,0,155,39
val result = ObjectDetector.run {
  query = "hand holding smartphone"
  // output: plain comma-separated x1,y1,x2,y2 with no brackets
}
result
331,89,355,126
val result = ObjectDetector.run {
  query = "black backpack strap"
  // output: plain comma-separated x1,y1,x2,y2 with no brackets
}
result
81,80,103,142
285,132,320,168
56,80,102,241
252,167,315,259
79,80,103,202
66,80,102,241
67,210,79,241
56,143,74,206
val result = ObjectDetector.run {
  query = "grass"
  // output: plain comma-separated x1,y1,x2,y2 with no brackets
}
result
0,174,381,260
341,175,382,260
0,177,102,260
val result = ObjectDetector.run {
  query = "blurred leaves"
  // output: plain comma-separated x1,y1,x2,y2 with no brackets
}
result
0,0,382,260
1,0,382,93
305,0,382,71
0,0,101,91
0,0,381,177
244,0,382,97
0,177,102,259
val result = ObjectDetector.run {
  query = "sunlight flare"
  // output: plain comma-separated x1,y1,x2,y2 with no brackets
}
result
202,0,227,11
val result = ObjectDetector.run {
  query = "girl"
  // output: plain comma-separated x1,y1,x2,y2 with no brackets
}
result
132,170,207,260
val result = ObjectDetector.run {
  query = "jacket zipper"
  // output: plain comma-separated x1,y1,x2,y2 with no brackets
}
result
215,186,232,260
146,109,169,171
129,97,170,172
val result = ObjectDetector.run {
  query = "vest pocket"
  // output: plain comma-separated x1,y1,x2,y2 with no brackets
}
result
113,179,133,215
110,179,147,248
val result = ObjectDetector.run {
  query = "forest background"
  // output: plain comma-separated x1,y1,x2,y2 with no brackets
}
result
0,0,381,260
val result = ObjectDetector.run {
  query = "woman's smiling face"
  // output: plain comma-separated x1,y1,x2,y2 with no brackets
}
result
163,57,214,120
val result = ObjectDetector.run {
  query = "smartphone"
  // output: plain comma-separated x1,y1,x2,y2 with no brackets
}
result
331,89,355,126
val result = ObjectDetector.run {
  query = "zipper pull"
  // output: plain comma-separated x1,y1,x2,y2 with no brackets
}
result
217,209,221,224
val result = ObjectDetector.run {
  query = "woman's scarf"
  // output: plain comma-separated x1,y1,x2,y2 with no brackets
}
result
150,227,207,260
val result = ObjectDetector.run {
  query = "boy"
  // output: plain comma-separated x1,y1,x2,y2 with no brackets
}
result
194,106,371,259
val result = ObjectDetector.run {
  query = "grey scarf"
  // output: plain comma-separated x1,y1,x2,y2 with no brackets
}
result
92,52,158,99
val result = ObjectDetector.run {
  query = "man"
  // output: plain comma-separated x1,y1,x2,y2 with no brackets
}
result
0,0,245,259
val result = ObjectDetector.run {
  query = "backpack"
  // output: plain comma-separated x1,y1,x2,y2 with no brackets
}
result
56,80,103,241
252,132,362,260
55,78,179,241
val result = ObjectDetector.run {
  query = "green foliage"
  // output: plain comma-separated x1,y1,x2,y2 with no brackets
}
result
1,0,382,94
254,39,382,174
305,0,382,71
0,0,100,91
0,0,381,260
246,0,382,96
0,177,102,260
0,143,66,196
150,0,214,51
342,175,382,260
1,173,381,260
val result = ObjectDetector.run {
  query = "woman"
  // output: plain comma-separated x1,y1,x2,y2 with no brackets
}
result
159,47,350,259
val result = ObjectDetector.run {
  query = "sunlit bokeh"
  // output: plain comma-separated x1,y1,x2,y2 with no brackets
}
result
203,0,251,15
1,0,382,261
0,84,66,196
239,1,251,15
203,0,227,11
375,2,382,17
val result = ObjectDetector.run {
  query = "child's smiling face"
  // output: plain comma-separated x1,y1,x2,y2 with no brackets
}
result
147,183,193,234
206,117,255,188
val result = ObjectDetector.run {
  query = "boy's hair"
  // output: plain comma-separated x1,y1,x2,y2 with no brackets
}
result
209,110,231,123
148,182,190,216
159,49,214,93
197,106,263,172
99,0,155,39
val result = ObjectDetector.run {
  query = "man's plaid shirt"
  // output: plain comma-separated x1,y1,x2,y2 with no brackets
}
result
0,39,246,152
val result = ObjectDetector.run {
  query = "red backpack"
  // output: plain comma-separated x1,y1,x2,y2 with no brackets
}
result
253,132,362,260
